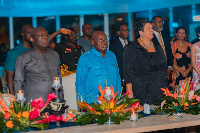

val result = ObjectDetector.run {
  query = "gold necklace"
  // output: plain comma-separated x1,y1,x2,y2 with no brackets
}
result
140,38,152,49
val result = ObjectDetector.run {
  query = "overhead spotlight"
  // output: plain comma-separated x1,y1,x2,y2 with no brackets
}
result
193,15,200,21
116,18,123,21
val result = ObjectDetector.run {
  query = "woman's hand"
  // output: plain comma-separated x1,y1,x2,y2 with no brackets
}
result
181,71,188,77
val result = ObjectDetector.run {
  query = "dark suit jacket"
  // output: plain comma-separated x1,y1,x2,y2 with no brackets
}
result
152,33,173,68
109,38,132,80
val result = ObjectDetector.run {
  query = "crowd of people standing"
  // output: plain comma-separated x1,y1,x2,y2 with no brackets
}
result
1,16,200,107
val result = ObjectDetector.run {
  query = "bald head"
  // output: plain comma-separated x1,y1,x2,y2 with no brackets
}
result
30,27,49,53
21,24,34,43
92,31,106,40
91,31,107,56
31,27,47,37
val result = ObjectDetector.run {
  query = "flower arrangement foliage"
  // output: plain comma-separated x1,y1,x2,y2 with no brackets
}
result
153,77,200,115
0,93,76,132
75,84,142,125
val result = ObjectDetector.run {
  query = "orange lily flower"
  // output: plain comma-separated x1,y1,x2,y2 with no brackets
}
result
9,95,16,111
180,81,186,96
0,95,11,112
191,103,197,105
191,94,196,100
160,87,174,97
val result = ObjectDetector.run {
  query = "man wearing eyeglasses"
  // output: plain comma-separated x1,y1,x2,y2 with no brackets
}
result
151,16,173,86
14,27,62,102
77,23,93,52
76,31,121,104
109,24,132,94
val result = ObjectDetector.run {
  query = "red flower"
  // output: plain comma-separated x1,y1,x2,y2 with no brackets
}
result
130,102,141,108
31,97,44,110
39,93,57,113
123,91,130,98
44,93,57,106
34,115,64,124
29,110,40,120
189,81,194,91
4,112,10,119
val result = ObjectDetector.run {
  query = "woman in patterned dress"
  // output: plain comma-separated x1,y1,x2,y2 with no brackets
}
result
171,26,192,86
191,41,200,90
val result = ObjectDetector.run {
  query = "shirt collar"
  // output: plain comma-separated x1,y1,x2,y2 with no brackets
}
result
91,47,108,57
18,42,31,49
119,37,128,45
153,30,161,37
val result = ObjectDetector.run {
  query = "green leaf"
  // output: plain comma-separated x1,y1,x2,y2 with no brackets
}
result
20,101,24,112
112,116,120,124
97,115,107,125
13,101,20,114
30,123,49,130
24,103,31,111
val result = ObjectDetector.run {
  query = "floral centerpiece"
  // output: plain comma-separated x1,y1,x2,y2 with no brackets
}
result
153,77,200,115
0,93,76,132
75,84,142,125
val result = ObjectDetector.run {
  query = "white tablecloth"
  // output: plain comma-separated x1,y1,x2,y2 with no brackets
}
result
62,73,78,111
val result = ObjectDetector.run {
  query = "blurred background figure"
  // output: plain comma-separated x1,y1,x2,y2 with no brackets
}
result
191,38,200,90
5,24,34,95
77,23,93,52
171,26,192,86
124,19,167,105
0,43,7,66
151,16,173,88
191,25,200,44
109,24,132,94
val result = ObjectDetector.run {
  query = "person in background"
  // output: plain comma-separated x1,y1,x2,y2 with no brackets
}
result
14,27,62,102
109,24,132,94
124,19,167,105
191,37,200,90
151,16,173,87
50,28,84,71
191,25,200,44
77,23,93,52
76,31,121,104
5,24,34,95
0,43,7,66
171,26,192,86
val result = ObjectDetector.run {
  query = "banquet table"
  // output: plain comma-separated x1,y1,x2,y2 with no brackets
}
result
29,113,200,133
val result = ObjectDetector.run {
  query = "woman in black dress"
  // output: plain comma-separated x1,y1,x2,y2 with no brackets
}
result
123,19,168,105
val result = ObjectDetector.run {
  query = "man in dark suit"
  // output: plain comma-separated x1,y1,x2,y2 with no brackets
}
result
151,16,173,85
109,24,132,94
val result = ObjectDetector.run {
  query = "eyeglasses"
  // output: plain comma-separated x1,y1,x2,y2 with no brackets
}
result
32,34,50,39
120,29,130,32
95,39,108,43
